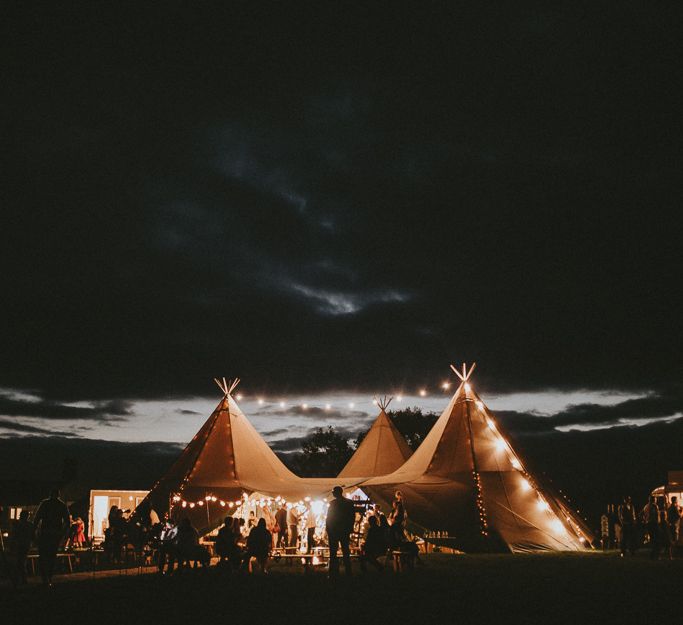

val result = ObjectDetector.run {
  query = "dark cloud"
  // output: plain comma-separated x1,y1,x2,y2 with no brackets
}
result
2,5,680,402
0,392,132,422
270,425,365,453
177,409,201,415
0,419,75,437
254,406,371,421
494,388,683,436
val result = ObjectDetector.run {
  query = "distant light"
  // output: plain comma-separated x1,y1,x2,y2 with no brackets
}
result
258,398,264,405
419,389,427,397
279,401,285,408
372,399,378,405
325,403,331,410
189,503,195,508
464,383,471,392
579,536,586,543
442,382,450,390
349,402,355,408
396,395,403,402
235,394,243,401
302,403,308,410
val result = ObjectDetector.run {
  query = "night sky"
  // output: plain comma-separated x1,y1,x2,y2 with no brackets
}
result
2,5,681,513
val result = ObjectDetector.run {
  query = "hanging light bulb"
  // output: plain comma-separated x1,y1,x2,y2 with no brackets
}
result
511,458,522,469
520,478,531,491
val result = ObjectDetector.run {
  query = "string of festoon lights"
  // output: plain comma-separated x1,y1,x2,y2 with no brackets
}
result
171,492,330,515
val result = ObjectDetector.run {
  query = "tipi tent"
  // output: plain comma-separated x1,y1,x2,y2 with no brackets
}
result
139,379,360,529
339,397,413,478
360,365,592,553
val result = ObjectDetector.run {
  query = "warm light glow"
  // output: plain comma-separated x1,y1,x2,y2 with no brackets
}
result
349,402,355,408
476,400,484,409
495,438,506,451
396,395,403,402
205,495,211,501
182,501,187,508
520,479,531,491
324,403,331,410
219,501,225,507
258,398,264,405
487,418,496,431
304,496,311,502
419,389,427,397
312,555,321,565
235,394,243,401
551,519,565,533
372,399,378,405
198,500,203,506
279,401,285,408
302,403,308,409
464,383,471,392
511,458,522,469
189,503,195,508
442,382,450,390
311,500,324,515
228,502,234,508
537,498,550,512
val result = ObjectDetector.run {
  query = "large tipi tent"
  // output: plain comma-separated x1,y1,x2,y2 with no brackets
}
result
339,397,413,478
360,364,592,553
140,379,359,529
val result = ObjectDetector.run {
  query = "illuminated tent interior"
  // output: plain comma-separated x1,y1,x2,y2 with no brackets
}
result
339,396,413,478
138,378,361,532
360,364,593,553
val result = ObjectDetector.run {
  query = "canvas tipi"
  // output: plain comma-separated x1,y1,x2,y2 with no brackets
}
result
361,365,592,552
339,397,413,478
139,378,359,529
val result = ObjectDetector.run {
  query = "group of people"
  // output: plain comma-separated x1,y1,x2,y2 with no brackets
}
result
601,495,681,559
154,487,410,578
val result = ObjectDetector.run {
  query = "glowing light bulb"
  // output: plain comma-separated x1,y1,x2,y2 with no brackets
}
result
419,389,427,397
324,403,331,410
520,479,531,491
372,399,378,405
511,458,522,469
396,395,403,402
279,401,285,408
219,501,225,507
228,502,234,508
551,519,564,533
302,403,308,410
442,382,450,390
235,394,243,401
349,402,355,408
464,383,471,392
258,398,264,405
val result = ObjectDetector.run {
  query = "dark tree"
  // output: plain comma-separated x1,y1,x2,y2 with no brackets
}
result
292,426,354,477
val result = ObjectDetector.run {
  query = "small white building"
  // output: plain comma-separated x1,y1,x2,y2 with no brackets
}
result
88,489,148,543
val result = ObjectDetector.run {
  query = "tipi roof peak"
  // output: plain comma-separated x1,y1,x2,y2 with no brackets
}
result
213,377,240,397
374,395,393,411
450,362,476,382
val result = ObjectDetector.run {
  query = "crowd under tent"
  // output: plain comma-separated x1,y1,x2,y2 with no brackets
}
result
339,396,413,479
89,489,149,543
137,378,362,533
361,364,593,553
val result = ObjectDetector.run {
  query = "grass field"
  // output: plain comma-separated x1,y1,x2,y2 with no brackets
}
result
3,552,682,625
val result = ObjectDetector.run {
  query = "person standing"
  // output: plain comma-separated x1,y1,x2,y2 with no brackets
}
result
326,486,355,578
667,496,681,550
360,515,386,573
389,491,407,547
11,510,34,585
618,496,637,556
275,502,288,548
642,496,661,560
33,489,70,586
305,502,317,554
286,504,300,550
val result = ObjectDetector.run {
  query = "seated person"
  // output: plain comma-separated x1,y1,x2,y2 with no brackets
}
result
360,515,387,572
243,518,271,573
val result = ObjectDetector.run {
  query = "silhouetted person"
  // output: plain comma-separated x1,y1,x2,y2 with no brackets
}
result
216,516,233,567
33,489,70,586
326,486,355,578
643,496,661,560
11,510,34,585
275,503,288,548
667,497,681,545
176,517,199,569
389,491,407,547
157,520,177,574
305,502,317,554
618,496,637,556
287,504,300,549
659,504,673,560
360,515,386,572
243,518,271,573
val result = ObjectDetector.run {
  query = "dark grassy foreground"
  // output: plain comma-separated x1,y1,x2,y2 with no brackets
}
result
3,552,682,625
